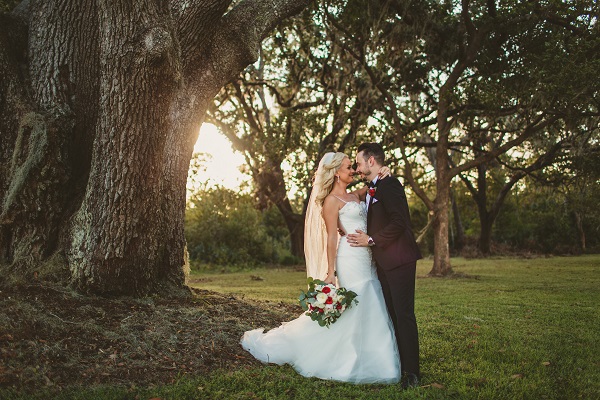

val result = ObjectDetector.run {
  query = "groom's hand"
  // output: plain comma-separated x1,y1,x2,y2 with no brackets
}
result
347,229,369,247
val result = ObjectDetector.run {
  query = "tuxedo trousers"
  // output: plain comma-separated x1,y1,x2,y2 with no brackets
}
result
376,261,420,377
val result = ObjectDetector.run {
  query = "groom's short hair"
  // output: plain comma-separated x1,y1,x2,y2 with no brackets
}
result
358,142,385,166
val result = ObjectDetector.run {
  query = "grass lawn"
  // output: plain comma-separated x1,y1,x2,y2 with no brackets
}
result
2,255,598,399
185,255,599,399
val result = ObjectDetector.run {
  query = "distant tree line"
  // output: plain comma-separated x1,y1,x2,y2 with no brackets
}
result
186,0,599,270
185,186,301,269
186,171,599,269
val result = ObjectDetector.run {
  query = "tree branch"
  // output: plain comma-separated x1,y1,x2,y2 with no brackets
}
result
232,80,263,134
218,0,312,67
450,114,561,178
185,0,311,101
242,80,327,110
533,5,588,37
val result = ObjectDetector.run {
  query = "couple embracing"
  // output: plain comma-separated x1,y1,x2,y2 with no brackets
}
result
241,143,422,388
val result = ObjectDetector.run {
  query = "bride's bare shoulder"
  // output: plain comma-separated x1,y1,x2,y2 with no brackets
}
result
323,194,339,206
323,194,336,208
323,194,344,210
321,196,341,220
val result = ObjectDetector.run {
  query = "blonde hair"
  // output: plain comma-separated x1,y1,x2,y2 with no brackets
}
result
314,152,347,205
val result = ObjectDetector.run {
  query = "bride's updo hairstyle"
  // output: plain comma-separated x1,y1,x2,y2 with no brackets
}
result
313,152,347,206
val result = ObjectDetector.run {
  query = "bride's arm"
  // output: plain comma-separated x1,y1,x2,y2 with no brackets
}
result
322,196,340,285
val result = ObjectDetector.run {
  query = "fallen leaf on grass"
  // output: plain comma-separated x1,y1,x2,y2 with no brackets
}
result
511,374,523,379
542,361,551,366
422,383,445,389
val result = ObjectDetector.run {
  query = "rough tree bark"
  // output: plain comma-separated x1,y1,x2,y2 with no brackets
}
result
0,0,310,296
450,189,466,253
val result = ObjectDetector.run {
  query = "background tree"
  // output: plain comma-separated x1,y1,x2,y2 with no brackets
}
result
206,6,383,258
532,118,600,253
324,0,599,275
454,126,582,255
0,0,310,296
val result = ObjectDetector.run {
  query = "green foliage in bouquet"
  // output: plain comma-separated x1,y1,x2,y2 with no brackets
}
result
298,277,358,328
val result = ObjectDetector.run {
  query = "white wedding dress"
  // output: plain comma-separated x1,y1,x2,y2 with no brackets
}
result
241,201,401,384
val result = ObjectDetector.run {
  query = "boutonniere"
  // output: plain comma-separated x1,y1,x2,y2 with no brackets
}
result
368,187,376,197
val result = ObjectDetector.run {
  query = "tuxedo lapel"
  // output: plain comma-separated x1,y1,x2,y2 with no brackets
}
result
367,188,376,227
367,196,373,227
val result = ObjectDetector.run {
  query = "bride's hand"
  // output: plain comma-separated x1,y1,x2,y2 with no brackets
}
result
378,166,392,179
323,272,336,285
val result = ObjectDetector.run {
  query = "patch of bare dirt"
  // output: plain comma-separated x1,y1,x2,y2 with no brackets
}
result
0,283,300,394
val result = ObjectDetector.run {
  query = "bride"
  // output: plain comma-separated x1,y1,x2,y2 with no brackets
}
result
241,152,401,384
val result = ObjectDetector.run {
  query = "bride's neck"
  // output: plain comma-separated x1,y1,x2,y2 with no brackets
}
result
330,183,348,195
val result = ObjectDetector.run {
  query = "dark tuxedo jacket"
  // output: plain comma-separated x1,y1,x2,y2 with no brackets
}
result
367,177,422,270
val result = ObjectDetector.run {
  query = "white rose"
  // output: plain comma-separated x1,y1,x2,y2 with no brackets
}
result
316,292,328,304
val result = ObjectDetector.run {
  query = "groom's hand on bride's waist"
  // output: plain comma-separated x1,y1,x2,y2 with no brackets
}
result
347,229,369,247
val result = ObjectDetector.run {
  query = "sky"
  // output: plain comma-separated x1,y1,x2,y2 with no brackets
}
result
189,123,249,193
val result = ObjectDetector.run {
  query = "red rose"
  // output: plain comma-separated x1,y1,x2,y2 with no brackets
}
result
368,188,376,197
325,297,333,304
336,304,342,310
322,286,331,294
318,308,324,313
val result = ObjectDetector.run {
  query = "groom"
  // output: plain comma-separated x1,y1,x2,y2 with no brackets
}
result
347,142,422,389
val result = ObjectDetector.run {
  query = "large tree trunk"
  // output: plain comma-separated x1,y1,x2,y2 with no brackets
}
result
450,189,466,252
430,176,452,276
0,0,310,296
278,205,303,258
276,204,303,259
474,164,492,256
478,215,493,255
254,160,304,258
428,66,455,276
67,0,185,295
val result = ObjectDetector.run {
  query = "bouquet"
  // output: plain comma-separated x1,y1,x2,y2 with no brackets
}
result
298,277,358,328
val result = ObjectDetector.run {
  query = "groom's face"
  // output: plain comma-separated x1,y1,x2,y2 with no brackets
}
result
355,151,372,179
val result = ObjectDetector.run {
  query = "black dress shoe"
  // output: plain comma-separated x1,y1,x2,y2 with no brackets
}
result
401,373,420,389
